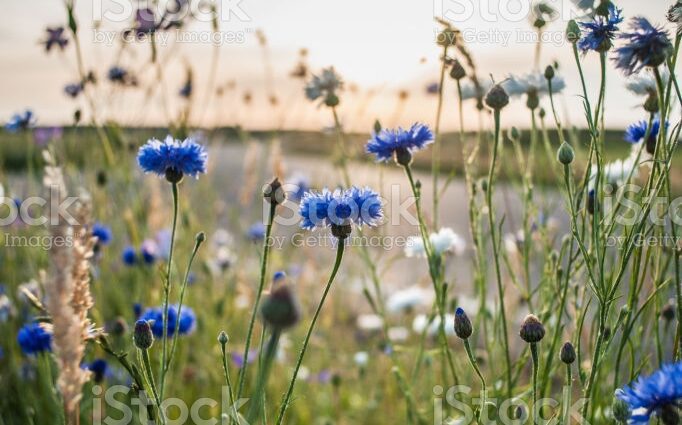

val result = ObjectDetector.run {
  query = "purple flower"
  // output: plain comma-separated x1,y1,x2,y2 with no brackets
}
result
44,27,68,52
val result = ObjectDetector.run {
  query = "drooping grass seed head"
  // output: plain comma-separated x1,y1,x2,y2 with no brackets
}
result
519,314,545,343
560,342,576,364
454,307,473,339
264,177,285,206
484,83,509,110
557,141,575,165
260,285,301,331
133,320,154,350
449,60,466,80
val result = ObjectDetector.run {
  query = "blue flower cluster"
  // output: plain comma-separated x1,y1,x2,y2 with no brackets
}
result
365,123,434,163
299,187,383,230
624,118,667,144
614,18,673,75
17,323,52,355
140,305,196,338
616,362,682,424
137,136,208,180
92,222,113,246
577,4,623,53
5,109,36,133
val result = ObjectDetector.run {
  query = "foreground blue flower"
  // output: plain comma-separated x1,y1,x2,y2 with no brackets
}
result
616,362,682,424
614,18,673,75
625,118,667,145
137,136,208,182
92,222,113,245
5,110,36,133
577,4,622,52
366,123,434,164
299,187,383,233
17,323,52,355
140,305,196,338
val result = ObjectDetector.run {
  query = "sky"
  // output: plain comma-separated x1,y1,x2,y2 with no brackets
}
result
0,0,678,132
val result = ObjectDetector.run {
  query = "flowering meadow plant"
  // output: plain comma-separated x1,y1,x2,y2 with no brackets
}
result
2,1,682,424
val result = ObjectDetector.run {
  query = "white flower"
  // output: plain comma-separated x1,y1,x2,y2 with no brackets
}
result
387,326,410,342
589,157,639,190
459,80,492,100
212,228,233,248
503,71,566,98
0,295,14,323
404,228,466,258
386,286,433,314
625,69,669,96
353,351,369,367
412,314,455,337
356,314,383,332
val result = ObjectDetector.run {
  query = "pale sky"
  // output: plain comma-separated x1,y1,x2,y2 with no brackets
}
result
0,0,678,132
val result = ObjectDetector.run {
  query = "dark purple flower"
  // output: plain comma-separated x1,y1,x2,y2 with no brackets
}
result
44,27,69,52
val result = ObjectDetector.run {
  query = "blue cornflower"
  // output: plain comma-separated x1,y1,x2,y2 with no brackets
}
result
613,18,673,76
305,67,343,107
92,222,112,246
616,362,682,424
140,305,196,338
122,246,137,265
140,239,158,264
247,223,266,241
273,271,286,282
577,4,623,53
133,303,143,319
365,123,434,165
137,135,208,182
5,110,36,133
17,323,52,355
625,118,668,155
87,359,110,383
108,66,128,83
64,83,83,98
299,187,383,235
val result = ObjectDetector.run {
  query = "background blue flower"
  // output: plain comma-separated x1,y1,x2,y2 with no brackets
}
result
577,4,622,52
299,187,383,230
365,123,434,162
137,136,208,179
140,305,196,338
616,362,682,424
17,323,52,355
614,18,672,75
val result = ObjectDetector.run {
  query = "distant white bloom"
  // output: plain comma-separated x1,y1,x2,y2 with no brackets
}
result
503,71,566,98
459,80,492,101
353,351,369,367
589,157,639,190
504,232,524,256
625,69,669,96
388,326,410,342
404,228,466,258
208,246,236,276
0,295,14,322
386,286,433,313
297,366,310,381
356,314,383,332
212,228,233,248
412,314,455,337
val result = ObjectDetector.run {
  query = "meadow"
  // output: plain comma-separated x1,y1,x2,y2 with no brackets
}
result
1,1,682,424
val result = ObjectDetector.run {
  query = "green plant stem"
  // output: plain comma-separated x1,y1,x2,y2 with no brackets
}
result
562,364,572,425
432,44,448,228
159,181,179,399
220,342,239,425
275,241,345,425
140,348,165,425
463,339,486,407
530,342,539,425
247,330,281,423
236,201,278,400
166,233,205,376
486,108,512,399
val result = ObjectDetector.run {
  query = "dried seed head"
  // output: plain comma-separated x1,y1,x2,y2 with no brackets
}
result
519,314,545,343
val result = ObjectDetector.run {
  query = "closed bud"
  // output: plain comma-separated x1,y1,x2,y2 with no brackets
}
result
612,397,631,423
324,93,340,107
557,141,575,165
662,301,675,322
560,342,576,364
454,307,473,339
133,320,154,350
218,331,229,345
485,83,509,110
196,231,206,244
373,119,382,134
544,65,555,81
449,60,466,80
510,127,520,140
260,285,301,330
566,20,581,44
644,92,659,113
526,88,539,110
264,177,285,205
539,108,546,119
520,314,545,343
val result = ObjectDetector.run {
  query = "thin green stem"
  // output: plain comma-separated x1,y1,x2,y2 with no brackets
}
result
247,330,281,423
236,201,278,400
275,241,345,425
220,340,239,425
432,44,448,228
140,348,165,425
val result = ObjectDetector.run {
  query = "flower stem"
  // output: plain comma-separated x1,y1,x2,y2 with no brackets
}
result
463,339,486,409
159,181,179,399
530,342,539,424
236,201,278,400
246,330,281,423
486,108,512,399
220,340,239,425
431,44,448,228
275,241,345,425
139,348,165,425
